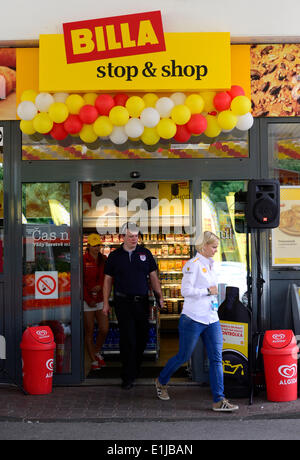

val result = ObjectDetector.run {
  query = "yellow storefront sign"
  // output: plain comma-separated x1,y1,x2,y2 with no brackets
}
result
39,32,231,92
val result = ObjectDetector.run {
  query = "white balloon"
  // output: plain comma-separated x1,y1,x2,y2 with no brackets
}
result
124,118,144,138
109,126,128,144
140,107,160,128
17,101,37,120
170,92,186,105
53,92,69,103
236,112,254,131
35,92,54,112
155,97,174,118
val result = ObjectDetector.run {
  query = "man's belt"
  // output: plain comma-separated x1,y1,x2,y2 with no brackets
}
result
115,291,148,302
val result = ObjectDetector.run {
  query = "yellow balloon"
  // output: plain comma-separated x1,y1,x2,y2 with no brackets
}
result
200,91,216,112
185,94,204,114
204,115,221,138
66,94,85,114
217,110,237,130
231,96,251,116
33,113,53,134
143,93,159,108
48,102,69,123
125,96,145,117
21,89,38,103
83,93,98,105
141,127,160,145
20,119,36,135
109,106,129,126
156,118,177,139
79,124,98,143
171,105,191,125
93,116,113,137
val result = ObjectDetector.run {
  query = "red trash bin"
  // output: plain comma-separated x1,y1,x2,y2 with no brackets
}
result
262,330,299,402
20,326,56,395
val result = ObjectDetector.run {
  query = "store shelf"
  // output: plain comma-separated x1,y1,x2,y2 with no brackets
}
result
160,314,181,320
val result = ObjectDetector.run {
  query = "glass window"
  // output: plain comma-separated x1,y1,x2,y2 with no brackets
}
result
22,130,249,160
201,181,249,300
22,183,71,374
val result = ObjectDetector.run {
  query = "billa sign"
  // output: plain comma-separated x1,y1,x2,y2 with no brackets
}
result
39,11,231,92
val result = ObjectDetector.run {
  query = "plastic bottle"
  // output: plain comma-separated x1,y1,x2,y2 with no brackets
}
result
211,295,219,312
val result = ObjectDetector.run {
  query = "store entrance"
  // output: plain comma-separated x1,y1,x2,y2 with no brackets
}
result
82,180,193,381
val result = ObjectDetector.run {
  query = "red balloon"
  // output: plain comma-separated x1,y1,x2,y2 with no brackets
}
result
114,93,129,106
213,92,231,111
50,123,68,140
79,104,98,124
226,85,245,100
64,114,83,134
95,94,115,115
174,125,191,143
186,114,207,134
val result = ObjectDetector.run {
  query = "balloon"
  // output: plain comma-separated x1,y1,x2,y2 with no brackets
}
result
33,113,53,134
213,92,231,111
20,119,36,135
204,115,221,138
35,92,54,112
226,85,245,100
66,94,85,114
93,116,113,137
140,107,160,128
109,106,129,126
236,112,254,130
217,110,237,130
109,126,128,144
171,105,191,125
141,127,160,145
53,92,69,103
170,92,186,106
64,114,83,134
185,94,204,114
50,122,68,140
124,118,144,138
79,104,98,124
174,124,191,143
143,93,159,108
79,124,98,143
155,97,174,117
186,113,207,134
83,92,98,105
200,91,216,112
21,89,38,103
156,118,177,139
95,94,115,115
125,96,145,117
48,102,69,123
231,95,251,115
17,101,37,120
114,93,129,106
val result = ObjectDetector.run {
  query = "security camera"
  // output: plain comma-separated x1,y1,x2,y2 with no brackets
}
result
130,171,140,179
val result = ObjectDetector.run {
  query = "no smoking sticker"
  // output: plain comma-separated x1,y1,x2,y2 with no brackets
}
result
35,271,58,299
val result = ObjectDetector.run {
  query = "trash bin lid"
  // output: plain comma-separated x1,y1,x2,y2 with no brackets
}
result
263,330,295,350
27,326,54,344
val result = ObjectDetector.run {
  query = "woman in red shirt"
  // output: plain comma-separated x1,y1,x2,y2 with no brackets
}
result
83,233,108,371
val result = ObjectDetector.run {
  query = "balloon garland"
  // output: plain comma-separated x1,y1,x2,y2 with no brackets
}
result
17,87,253,146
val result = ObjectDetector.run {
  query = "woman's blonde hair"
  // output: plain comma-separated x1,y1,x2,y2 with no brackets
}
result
195,231,219,253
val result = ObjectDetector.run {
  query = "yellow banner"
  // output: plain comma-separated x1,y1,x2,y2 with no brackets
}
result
39,32,231,92
220,320,248,359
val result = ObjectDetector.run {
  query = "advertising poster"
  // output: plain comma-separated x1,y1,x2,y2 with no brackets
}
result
272,186,300,266
0,48,16,120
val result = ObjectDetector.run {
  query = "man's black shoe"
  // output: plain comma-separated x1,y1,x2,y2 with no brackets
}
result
121,380,133,390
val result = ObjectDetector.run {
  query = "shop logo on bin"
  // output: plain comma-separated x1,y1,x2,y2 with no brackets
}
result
278,364,297,379
36,329,49,338
46,359,54,371
272,333,286,342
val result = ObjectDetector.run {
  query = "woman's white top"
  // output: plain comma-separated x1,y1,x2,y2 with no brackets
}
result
181,252,219,325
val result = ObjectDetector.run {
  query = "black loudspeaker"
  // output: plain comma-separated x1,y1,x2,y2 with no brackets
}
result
245,179,280,229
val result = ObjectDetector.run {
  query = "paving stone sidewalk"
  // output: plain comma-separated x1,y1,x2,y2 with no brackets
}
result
1,381,300,422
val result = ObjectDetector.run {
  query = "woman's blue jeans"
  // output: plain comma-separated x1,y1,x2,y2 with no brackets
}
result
158,314,225,402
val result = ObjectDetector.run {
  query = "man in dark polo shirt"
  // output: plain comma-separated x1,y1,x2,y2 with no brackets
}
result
103,223,163,389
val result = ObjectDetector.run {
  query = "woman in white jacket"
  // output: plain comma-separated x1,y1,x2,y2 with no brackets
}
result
155,231,238,412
